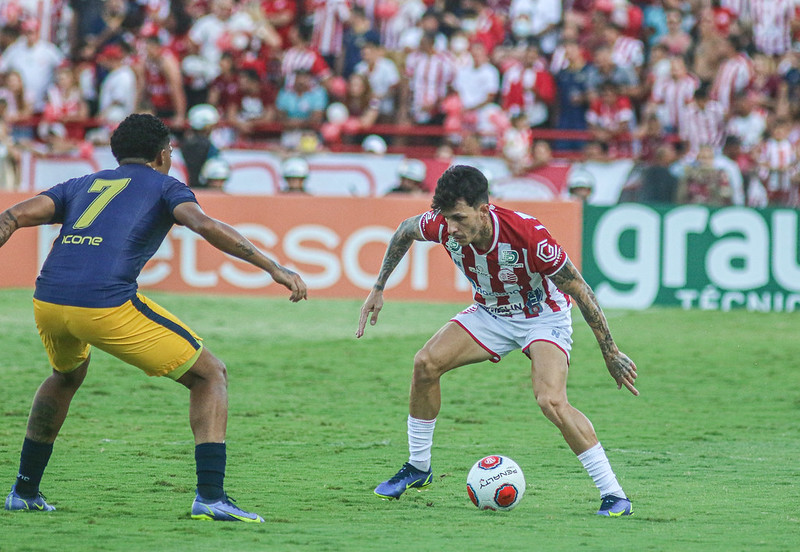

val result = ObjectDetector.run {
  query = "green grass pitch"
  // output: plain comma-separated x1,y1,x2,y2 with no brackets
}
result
1,288,798,551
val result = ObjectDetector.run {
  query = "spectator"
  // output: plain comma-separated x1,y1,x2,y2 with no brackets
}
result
460,0,506,55
229,68,277,136
188,0,255,80
603,21,645,73
354,38,400,123
343,72,379,129
508,0,562,54
725,94,768,155
647,55,699,134
691,8,727,83
281,23,333,91
380,0,426,53
0,117,20,190
96,44,137,124
38,64,90,151
207,52,241,122
633,113,666,163
639,144,679,204
388,158,428,194
139,34,187,127
677,144,732,205
181,104,221,189
0,18,64,114
710,37,753,113
281,156,310,193
308,0,351,69
0,70,34,140
716,135,747,206
553,40,591,151
748,0,796,57
401,32,456,125
501,113,533,174
259,0,299,49
749,53,781,111
500,43,555,129
679,82,727,158
756,118,798,206
341,7,381,78
275,69,328,132
586,45,642,104
398,7,447,53
452,41,501,145
586,82,637,158
657,8,692,56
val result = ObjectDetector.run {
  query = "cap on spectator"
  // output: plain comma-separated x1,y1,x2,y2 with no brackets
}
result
567,169,595,190
97,44,125,62
187,104,220,130
362,134,387,155
282,157,310,179
397,159,426,182
200,158,232,183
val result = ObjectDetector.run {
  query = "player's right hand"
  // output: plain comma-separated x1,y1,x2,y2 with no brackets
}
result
356,288,383,338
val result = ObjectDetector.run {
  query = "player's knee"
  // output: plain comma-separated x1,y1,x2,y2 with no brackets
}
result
536,393,568,424
412,349,444,384
208,356,228,388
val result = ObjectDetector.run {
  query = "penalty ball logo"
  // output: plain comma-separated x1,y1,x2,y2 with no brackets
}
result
479,456,503,469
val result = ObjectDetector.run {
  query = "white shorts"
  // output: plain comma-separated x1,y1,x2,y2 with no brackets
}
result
451,304,573,364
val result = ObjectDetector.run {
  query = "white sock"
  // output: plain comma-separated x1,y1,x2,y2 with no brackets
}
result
407,415,436,472
577,442,626,499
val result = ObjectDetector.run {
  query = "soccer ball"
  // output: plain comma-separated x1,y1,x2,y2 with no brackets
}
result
466,455,526,511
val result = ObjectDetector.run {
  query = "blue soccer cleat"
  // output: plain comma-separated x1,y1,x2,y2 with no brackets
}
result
597,494,633,516
374,462,433,499
5,485,56,512
191,493,264,522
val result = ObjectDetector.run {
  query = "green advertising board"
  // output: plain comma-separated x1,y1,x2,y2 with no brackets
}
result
582,204,800,312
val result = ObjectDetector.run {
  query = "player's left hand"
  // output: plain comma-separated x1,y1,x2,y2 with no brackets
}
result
272,266,308,302
605,352,638,396
356,288,383,338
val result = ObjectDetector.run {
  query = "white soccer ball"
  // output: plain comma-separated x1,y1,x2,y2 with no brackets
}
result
466,455,526,511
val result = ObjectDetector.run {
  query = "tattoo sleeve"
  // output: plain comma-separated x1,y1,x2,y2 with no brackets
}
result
0,209,19,248
374,215,423,290
550,259,618,358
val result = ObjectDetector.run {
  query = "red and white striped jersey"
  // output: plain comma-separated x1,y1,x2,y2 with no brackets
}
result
586,96,635,131
611,35,645,70
679,99,727,153
500,61,555,127
419,205,571,318
309,0,350,56
404,50,456,122
749,0,795,56
758,137,796,171
650,73,699,129
280,46,332,88
711,53,753,112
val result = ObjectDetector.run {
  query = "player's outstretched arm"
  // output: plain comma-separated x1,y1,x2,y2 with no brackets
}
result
173,202,307,302
549,258,639,396
356,214,424,338
0,196,56,248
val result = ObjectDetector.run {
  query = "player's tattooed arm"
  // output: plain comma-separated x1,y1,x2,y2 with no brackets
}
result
373,215,424,291
550,258,639,396
0,209,18,248
357,215,424,337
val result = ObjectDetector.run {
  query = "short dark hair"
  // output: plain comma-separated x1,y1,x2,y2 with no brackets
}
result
431,165,489,211
110,113,171,163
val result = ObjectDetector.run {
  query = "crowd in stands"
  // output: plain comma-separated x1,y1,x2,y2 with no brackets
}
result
0,0,798,207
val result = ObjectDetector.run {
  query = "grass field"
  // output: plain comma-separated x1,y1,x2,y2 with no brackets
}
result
1,288,799,551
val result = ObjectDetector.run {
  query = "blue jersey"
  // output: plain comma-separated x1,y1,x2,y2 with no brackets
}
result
34,164,197,308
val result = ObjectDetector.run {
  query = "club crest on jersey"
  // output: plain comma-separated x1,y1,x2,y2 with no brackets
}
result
499,250,519,265
498,268,517,284
445,235,461,252
536,240,560,263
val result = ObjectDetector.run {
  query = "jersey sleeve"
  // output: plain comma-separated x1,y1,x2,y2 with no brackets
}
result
38,179,74,224
418,210,446,243
162,176,198,217
524,218,568,277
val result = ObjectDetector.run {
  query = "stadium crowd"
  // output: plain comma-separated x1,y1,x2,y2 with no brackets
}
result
0,0,797,207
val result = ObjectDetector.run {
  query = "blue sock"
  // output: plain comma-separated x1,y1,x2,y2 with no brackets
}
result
15,438,54,498
195,442,226,501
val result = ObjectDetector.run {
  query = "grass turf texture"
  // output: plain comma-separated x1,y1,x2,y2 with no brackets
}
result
0,288,798,551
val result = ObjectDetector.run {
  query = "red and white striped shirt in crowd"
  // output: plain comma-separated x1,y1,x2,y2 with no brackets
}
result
549,45,568,74
679,99,727,155
749,0,795,56
404,49,456,123
419,205,571,319
501,61,555,127
280,46,332,88
711,53,753,112
379,0,424,51
721,0,749,19
611,35,645,70
650,73,699,130
757,136,797,204
309,0,350,56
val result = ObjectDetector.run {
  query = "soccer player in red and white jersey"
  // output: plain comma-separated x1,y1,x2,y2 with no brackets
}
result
749,0,795,57
357,165,637,517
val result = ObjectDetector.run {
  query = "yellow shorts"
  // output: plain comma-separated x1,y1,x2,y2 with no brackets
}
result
33,293,204,379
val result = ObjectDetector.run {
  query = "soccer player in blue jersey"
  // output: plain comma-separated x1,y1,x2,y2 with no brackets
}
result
0,113,307,522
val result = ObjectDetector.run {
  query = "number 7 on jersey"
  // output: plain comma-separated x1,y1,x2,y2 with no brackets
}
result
73,178,130,230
